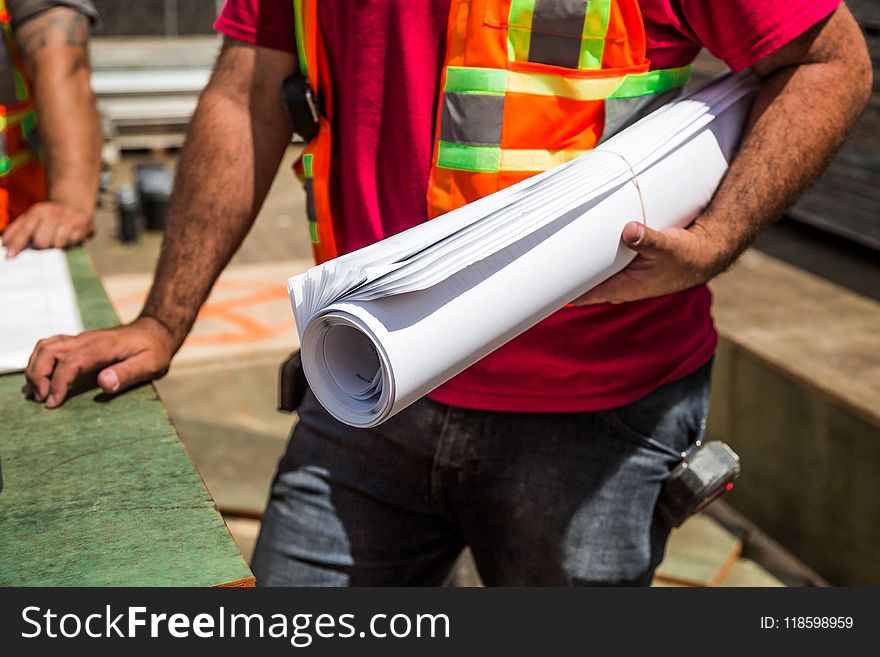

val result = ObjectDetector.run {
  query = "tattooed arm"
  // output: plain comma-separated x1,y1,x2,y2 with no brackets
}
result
1,6,101,257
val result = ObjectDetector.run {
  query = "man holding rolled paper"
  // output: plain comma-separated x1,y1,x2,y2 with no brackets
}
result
25,1,871,586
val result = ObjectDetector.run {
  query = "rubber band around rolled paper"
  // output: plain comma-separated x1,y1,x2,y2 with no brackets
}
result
593,149,648,227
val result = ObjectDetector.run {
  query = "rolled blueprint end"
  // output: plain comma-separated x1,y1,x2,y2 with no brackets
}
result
301,310,395,428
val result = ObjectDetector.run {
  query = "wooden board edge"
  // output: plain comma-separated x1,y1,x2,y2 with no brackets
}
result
709,541,745,588
214,577,256,588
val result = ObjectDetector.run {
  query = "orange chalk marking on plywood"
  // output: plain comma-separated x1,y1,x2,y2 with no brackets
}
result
109,279,294,347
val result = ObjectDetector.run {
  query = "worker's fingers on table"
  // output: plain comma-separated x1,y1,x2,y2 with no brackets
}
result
98,350,168,395
45,358,86,409
51,221,70,249
1,210,39,257
49,208,94,248
3,206,56,252
25,319,176,408
25,335,76,401
26,332,123,407
22,313,173,408
32,210,64,250
2,203,94,256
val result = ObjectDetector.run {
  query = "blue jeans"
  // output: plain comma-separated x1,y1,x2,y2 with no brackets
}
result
252,362,712,586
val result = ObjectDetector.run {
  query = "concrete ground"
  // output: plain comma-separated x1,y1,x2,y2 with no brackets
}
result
87,147,785,587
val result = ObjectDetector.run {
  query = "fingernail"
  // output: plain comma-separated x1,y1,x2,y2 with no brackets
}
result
632,223,645,245
46,394,56,407
104,370,120,392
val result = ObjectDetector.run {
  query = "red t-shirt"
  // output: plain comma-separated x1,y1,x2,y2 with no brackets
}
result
216,0,839,412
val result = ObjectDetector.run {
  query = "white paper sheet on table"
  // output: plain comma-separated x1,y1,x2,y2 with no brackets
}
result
288,71,760,428
0,247,83,374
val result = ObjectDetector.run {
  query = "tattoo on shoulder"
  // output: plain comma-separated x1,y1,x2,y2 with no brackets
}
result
16,8,89,57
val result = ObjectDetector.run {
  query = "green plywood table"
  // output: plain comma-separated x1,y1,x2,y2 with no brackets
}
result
0,248,254,586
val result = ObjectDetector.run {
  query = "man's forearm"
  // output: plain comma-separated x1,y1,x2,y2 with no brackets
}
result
573,6,872,306
17,8,101,215
140,41,295,350
693,8,872,274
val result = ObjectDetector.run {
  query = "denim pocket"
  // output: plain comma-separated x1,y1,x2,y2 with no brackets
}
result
602,407,686,459
602,363,712,460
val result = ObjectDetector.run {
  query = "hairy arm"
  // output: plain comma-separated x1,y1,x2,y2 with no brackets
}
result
575,4,873,305
24,39,297,407
140,39,296,349
1,7,101,255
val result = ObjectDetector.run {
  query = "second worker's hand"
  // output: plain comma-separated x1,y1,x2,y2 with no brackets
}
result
24,316,177,409
1,201,95,258
571,220,727,306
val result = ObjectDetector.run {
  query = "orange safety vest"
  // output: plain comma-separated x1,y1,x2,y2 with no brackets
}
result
293,0,690,264
0,0,46,232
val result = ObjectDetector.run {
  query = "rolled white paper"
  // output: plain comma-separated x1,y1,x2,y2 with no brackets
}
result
289,71,759,428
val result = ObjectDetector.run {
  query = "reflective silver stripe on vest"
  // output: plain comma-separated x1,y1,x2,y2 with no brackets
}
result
304,178,317,221
598,88,685,144
529,0,588,68
0,37,20,105
439,92,505,147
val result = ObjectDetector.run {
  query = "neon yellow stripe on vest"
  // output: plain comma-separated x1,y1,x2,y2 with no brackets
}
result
0,107,35,130
0,150,37,177
500,148,590,171
507,0,537,63
292,0,309,79
437,141,590,174
579,0,612,69
444,64,690,101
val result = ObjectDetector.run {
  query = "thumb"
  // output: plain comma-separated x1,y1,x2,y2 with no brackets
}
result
97,352,158,394
621,221,667,256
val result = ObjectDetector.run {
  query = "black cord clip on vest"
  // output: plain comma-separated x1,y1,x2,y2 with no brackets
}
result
282,72,323,143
